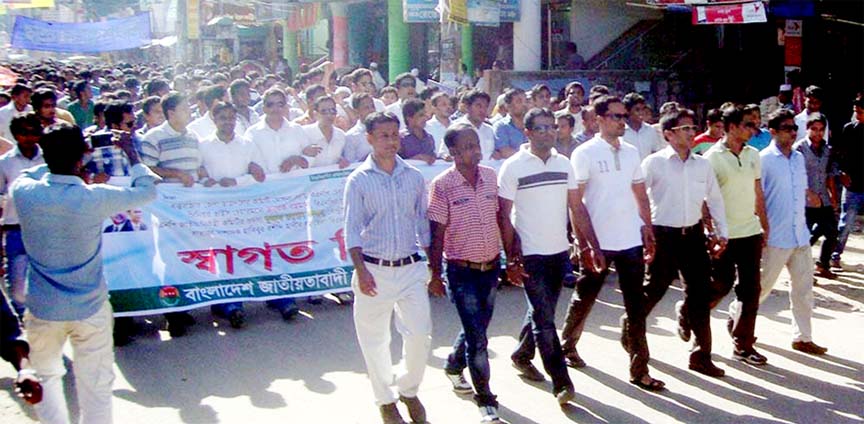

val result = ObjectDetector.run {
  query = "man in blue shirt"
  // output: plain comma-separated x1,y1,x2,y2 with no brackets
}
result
745,104,771,151
344,112,433,424
492,88,528,158
757,109,827,355
12,123,159,424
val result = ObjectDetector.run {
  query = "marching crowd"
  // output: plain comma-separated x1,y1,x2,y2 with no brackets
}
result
0,58,861,424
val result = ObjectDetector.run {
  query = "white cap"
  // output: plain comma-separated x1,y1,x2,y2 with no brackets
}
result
780,84,792,92
369,62,378,69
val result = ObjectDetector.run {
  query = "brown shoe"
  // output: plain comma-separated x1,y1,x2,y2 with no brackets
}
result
512,360,545,381
379,402,406,424
792,341,828,355
815,265,837,280
399,395,427,423
565,351,586,369
689,360,725,378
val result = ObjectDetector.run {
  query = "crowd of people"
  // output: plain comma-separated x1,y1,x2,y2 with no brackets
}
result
0,57,861,424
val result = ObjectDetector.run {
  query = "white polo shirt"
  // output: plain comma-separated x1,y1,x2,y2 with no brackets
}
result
571,135,644,251
498,144,577,256
623,122,667,160
244,117,310,174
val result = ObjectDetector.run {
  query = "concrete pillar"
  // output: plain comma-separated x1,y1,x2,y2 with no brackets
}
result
331,3,349,68
461,23,474,77
387,0,410,81
513,0,541,71
283,25,298,72
347,3,370,66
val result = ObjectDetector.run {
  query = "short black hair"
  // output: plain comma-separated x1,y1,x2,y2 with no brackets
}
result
622,92,645,111
589,84,610,96
766,108,796,130
349,68,373,84
72,80,90,96
806,112,827,128
804,85,824,100
743,103,760,115
41,123,88,174
402,98,426,121
524,107,554,130
262,87,287,103
419,86,440,101
503,88,525,106
394,73,415,88
203,85,227,109
161,91,185,118
10,83,32,97
145,79,170,97
720,104,746,131
705,108,723,124
660,108,696,132
228,79,250,98
430,92,449,107
565,81,584,96
593,95,622,117
30,88,57,109
304,84,327,104
104,100,134,127
463,89,491,107
530,84,551,98
210,101,236,118
364,111,400,133
142,96,162,115
443,122,476,149
351,92,372,110
557,113,575,128
312,95,335,111
9,112,41,138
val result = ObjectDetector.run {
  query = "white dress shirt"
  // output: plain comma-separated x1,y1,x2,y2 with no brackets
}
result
385,99,406,130
302,123,347,167
0,146,45,225
244,117,310,174
187,111,217,140
450,116,495,160
199,133,259,183
623,122,667,160
425,117,450,156
0,103,33,141
344,121,372,162
642,146,728,239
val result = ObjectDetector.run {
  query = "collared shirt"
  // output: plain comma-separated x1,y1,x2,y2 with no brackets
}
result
67,100,95,128
642,146,728,238
574,130,594,146
795,110,829,143
344,121,372,163
623,122,667,160
140,121,202,181
0,103,33,141
385,99,406,130
747,128,772,151
0,146,44,225
492,115,527,152
571,135,644,251
86,146,131,177
499,144,577,256
425,117,450,156
555,137,579,160
399,129,435,159
452,116,495,161
831,120,864,193
235,106,261,136
344,155,431,260
794,137,833,206
302,123,346,167
11,163,160,321
428,165,500,262
760,142,810,248
187,111,217,140
704,140,762,239
200,133,259,181
554,108,585,134
244,117,310,174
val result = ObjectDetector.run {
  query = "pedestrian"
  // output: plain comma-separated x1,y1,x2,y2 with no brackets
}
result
0,83,33,140
640,107,728,378
829,95,864,270
554,81,585,134
344,111,432,424
701,104,770,366
492,88,528,159
692,108,724,155
302,95,350,169
12,123,159,424
560,95,663,391
795,85,829,143
622,92,666,160
757,108,828,355
428,123,504,422
499,107,602,404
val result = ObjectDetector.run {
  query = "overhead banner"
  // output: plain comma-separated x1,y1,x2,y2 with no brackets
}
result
11,14,152,53
105,161,464,317
692,1,767,25
404,0,439,23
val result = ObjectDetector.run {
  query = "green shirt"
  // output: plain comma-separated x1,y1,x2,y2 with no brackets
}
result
67,100,94,128
704,140,762,239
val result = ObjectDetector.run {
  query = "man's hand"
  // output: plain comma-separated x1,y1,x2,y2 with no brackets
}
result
249,163,266,182
15,370,42,405
218,178,237,187
92,172,110,184
710,236,728,259
338,157,351,169
201,177,217,187
356,267,378,297
428,275,446,297
641,226,656,264
806,190,822,208
178,173,195,187
303,144,323,157
505,260,528,287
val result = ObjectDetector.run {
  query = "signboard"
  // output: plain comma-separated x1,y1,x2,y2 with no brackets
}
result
404,0,439,23
187,0,200,39
692,1,767,25
11,14,152,53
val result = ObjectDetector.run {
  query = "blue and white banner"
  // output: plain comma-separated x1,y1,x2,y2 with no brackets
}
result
11,13,152,53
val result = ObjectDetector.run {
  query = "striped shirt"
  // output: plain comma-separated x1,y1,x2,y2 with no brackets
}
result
428,165,500,262
498,144,577,256
140,121,201,181
344,155,431,260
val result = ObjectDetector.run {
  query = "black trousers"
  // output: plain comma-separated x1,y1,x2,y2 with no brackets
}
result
806,206,838,267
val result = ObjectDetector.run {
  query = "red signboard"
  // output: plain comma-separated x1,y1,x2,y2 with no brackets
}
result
692,1,767,25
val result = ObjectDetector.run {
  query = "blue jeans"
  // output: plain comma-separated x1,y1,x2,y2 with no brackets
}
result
266,297,297,311
511,251,573,393
444,264,499,407
211,302,244,317
3,229,28,318
833,189,864,261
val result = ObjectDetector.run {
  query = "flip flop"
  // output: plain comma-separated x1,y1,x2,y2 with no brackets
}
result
630,376,666,392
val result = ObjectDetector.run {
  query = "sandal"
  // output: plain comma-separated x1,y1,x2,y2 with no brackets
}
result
630,375,666,392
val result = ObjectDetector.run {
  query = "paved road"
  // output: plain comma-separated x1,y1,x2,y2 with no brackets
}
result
3,235,863,424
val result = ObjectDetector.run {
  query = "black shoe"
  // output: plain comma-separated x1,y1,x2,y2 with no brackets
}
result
280,304,300,321
113,317,136,347
792,341,828,355
675,300,691,342
307,295,324,305
564,351,586,369
512,360,545,381
167,319,188,338
379,402,407,424
562,272,577,289
399,395,427,423
619,315,631,354
733,348,767,365
689,360,725,377
228,309,246,329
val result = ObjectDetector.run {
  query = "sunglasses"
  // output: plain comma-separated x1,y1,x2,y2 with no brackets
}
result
530,124,558,132
603,113,628,121
318,107,338,115
777,124,798,132
265,101,286,108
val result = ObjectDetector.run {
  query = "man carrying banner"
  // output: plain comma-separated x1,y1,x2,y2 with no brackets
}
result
11,123,160,424
344,112,432,424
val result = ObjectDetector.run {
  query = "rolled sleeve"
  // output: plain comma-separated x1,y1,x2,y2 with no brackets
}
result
497,162,517,200
343,176,365,250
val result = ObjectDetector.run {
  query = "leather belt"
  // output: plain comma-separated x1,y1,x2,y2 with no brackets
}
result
1,224,21,231
363,253,423,267
447,256,500,272
655,221,703,236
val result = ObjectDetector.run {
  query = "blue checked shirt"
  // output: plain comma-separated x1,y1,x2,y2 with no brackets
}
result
343,155,431,260
760,142,810,248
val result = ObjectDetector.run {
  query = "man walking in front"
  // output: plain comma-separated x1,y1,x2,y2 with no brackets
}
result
12,124,159,424
758,109,828,355
344,112,432,424
429,123,505,423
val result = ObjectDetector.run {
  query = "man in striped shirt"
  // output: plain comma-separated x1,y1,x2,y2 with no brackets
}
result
344,112,432,424
428,123,503,423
